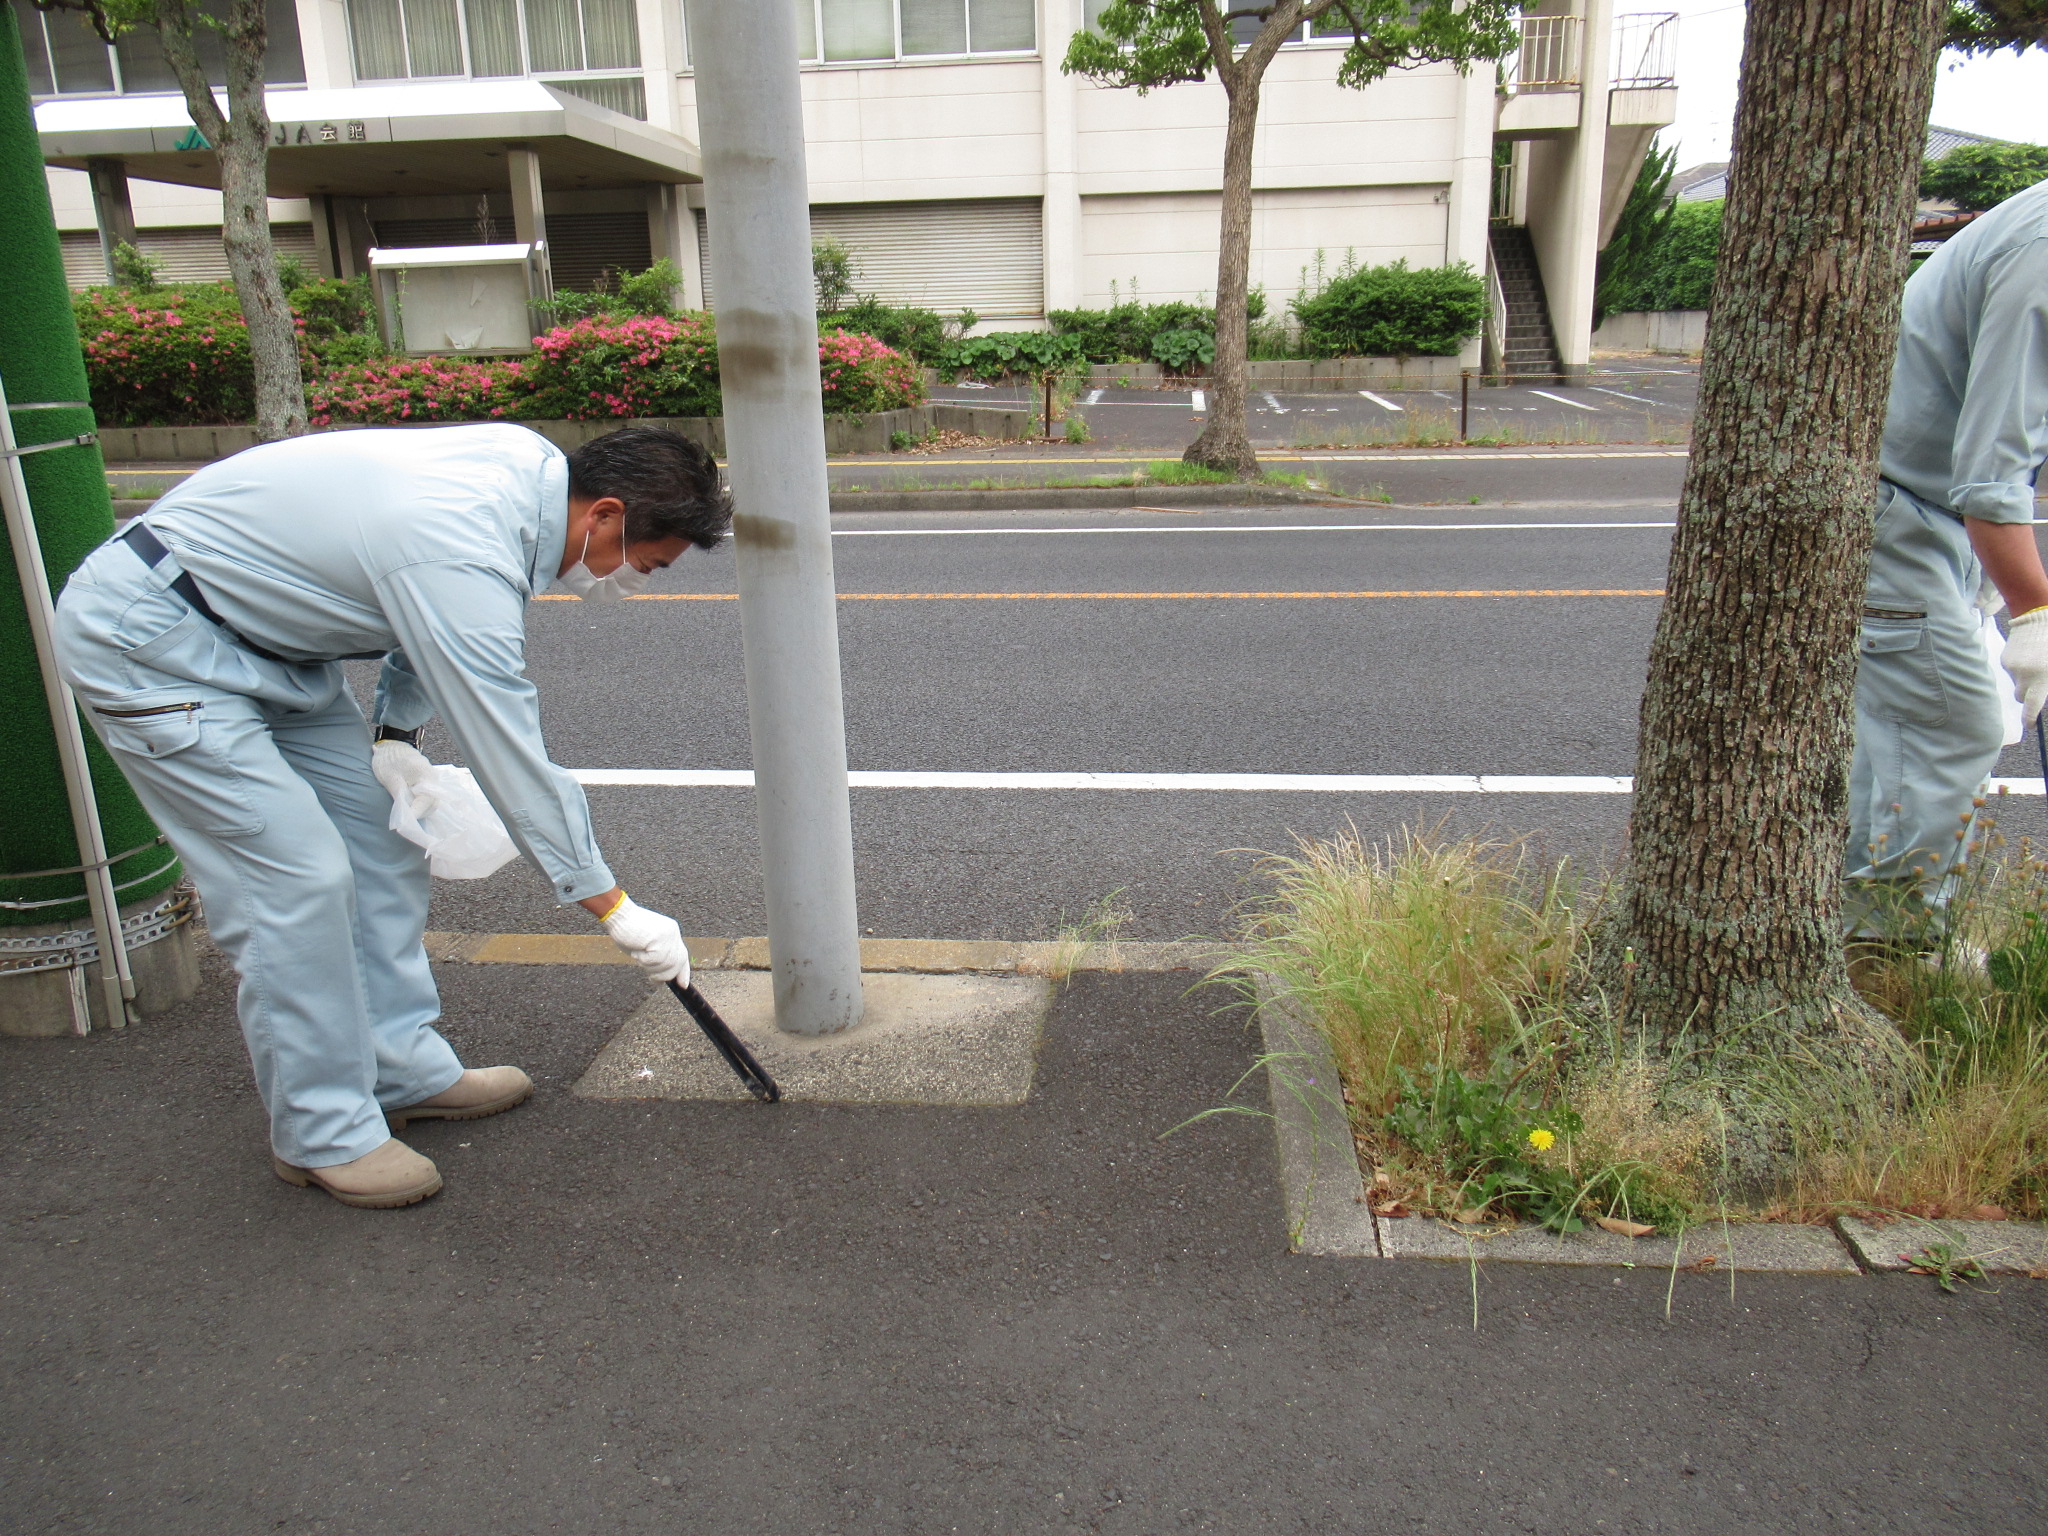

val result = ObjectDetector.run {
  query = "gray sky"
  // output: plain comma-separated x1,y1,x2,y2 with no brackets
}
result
1663,0,2046,169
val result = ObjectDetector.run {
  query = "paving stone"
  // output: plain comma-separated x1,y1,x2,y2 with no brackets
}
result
572,969,1052,1105
1375,1214,1859,1272
1836,1216,2048,1276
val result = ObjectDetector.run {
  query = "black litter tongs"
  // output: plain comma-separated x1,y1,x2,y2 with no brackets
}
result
667,978,782,1102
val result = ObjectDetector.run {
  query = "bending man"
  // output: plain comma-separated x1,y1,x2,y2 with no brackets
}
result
55,424,730,1207
1849,177,2048,940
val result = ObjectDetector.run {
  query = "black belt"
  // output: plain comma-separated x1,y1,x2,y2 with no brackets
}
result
118,522,386,664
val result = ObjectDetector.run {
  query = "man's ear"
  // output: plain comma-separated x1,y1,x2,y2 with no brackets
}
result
590,495,628,527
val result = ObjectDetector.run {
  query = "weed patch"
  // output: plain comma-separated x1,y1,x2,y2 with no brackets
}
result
1143,459,1237,486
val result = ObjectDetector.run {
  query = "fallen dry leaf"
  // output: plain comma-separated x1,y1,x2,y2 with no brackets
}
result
1454,1206,1489,1225
1372,1169,1393,1190
1904,1203,1944,1220
1682,1254,1720,1273
1371,1201,1410,1220
1968,1205,2009,1221
1595,1216,1656,1238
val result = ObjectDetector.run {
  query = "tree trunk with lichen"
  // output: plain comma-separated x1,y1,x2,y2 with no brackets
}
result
153,0,304,440
1602,0,1945,1142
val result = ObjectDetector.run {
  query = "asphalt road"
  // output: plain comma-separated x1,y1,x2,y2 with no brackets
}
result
9,457,2048,1534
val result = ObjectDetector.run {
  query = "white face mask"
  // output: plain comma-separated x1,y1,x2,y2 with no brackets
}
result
551,525,651,604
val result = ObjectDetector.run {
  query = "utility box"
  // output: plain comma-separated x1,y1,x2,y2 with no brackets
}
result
369,243,546,355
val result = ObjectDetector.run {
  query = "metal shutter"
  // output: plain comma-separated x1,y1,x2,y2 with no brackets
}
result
60,224,316,289
544,210,653,292
696,198,1042,319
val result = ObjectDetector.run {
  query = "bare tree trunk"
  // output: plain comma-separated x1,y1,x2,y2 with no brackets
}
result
1181,0,1306,479
154,0,305,440
1602,0,1944,1151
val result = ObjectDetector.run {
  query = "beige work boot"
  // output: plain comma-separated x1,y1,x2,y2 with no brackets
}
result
273,1138,442,1209
386,1065,534,1130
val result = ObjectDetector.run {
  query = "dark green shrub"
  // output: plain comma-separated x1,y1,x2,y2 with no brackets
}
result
533,259,685,328
76,283,254,426
1049,294,1268,364
1921,141,2048,212
1598,199,1722,314
1290,260,1486,358
289,275,374,348
1149,327,1213,373
832,297,953,364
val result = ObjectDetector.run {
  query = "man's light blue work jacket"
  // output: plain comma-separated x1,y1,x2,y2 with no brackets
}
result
1882,176,2048,526
138,423,614,904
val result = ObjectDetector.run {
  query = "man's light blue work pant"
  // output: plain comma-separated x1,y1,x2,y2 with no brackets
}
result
53,536,462,1168
1845,483,2009,940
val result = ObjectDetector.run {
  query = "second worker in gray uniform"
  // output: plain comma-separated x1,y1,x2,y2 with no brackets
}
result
1849,176,2048,941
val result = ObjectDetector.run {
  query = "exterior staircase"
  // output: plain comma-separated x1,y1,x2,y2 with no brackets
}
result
1487,225,1564,381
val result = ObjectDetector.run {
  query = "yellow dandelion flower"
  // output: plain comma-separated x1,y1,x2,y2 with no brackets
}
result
1527,1128,1556,1152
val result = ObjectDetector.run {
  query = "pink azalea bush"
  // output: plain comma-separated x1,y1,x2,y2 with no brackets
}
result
515,312,722,420
75,284,254,426
817,328,923,414
308,356,525,427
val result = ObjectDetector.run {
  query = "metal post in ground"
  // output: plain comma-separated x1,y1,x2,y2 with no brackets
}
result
687,0,864,1037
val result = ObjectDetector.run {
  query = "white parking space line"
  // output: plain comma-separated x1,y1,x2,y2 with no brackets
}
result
573,770,2044,795
1590,386,1677,408
1083,388,1103,405
1528,389,1601,411
1359,391,1405,413
1191,390,1206,412
830,520,1677,537
1261,392,1289,413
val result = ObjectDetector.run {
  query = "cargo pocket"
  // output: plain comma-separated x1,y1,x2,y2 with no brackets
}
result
92,703,266,837
1857,614,1948,728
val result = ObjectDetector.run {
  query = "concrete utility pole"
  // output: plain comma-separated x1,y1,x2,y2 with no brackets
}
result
687,0,864,1036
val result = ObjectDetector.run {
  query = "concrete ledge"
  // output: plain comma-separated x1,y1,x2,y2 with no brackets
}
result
573,970,1053,1105
422,931,1224,975
1836,1215,2048,1276
1377,1215,1858,1273
1255,979,1377,1257
828,483,1345,514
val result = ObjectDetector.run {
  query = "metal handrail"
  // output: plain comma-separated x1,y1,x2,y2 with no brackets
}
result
1484,259,1508,378
1501,15,1582,94
1612,12,1677,89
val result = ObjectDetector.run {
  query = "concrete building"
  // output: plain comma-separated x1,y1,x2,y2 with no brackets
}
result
27,0,1676,375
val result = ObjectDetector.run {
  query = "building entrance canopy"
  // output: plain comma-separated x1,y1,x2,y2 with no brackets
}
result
36,79,701,199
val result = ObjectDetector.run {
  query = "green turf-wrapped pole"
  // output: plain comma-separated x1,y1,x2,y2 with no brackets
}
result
0,11,180,958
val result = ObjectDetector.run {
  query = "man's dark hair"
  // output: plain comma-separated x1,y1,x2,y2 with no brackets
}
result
567,426,732,550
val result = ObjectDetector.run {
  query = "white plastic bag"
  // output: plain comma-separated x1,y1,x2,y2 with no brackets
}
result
386,764,520,880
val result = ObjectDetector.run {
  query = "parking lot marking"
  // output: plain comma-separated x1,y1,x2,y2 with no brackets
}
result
1528,389,1602,411
1262,392,1289,413
1083,388,1103,405
1190,390,1206,412
571,770,2041,794
1359,391,1405,412
1590,386,1674,407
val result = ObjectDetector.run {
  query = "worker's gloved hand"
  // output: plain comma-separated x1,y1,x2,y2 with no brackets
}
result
371,738,434,806
600,895,691,985
2003,608,2048,728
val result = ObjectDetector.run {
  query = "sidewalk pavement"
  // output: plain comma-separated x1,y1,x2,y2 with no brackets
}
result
3,939,2042,1533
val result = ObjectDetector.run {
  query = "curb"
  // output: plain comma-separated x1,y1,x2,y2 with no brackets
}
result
422,930,1224,976
1250,980,2043,1275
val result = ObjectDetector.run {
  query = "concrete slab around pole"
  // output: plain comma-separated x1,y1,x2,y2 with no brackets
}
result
572,971,1052,1106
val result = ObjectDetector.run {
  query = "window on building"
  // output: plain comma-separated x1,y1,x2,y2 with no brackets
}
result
14,0,307,96
784,0,1035,63
1081,2,1354,49
344,0,646,117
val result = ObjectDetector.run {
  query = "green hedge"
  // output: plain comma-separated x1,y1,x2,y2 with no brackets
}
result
1598,199,1722,314
1289,260,1485,359
1046,295,1268,366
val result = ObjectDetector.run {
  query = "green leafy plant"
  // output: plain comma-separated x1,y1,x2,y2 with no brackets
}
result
1149,327,1215,373
1904,1239,1988,1293
1063,412,1092,444
1599,199,1723,314
111,239,164,292
813,236,858,314
1595,136,1677,327
1290,259,1485,359
830,297,966,365
1143,458,1234,485
943,331,1088,381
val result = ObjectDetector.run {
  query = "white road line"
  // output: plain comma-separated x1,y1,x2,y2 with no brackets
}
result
1083,388,1104,405
1191,390,1206,412
1528,389,1601,411
572,771,2048,795
1262,392,1289,413
1590,386,1677,408
1359,391,1405,413
831,521,1677,537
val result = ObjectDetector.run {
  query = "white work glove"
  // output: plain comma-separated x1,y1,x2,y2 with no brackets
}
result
371,739,434,808
600,894,691,985
2002,608,2048,728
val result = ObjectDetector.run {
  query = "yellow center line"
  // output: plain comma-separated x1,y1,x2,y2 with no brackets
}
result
536,588,1666,602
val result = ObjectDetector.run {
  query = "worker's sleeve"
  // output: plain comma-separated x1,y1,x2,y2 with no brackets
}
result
1953,235,2048,526
372,559,615,904
371,649,435,733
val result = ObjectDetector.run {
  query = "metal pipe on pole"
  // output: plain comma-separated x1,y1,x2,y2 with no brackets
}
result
688,0,864,1037
0,375,136,1030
